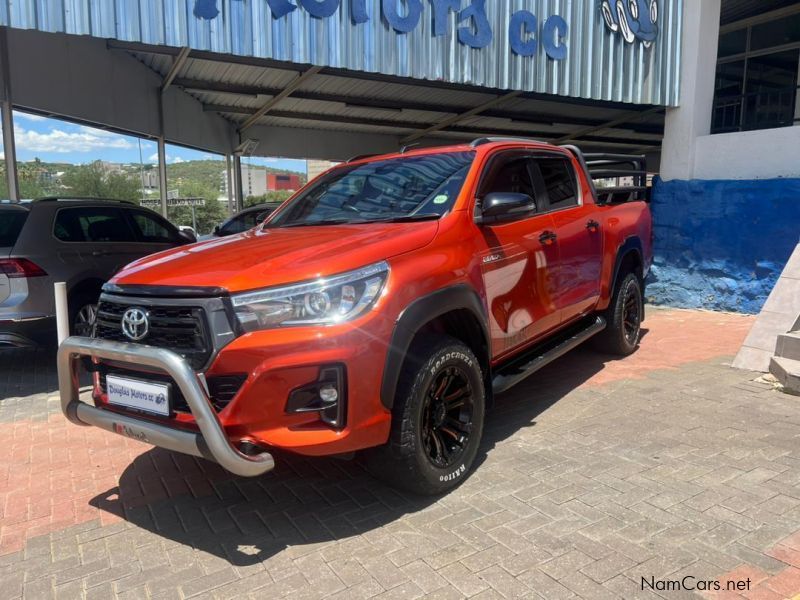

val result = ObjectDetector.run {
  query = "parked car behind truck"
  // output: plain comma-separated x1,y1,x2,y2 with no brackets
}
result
58,139,652,495
1,198,193,347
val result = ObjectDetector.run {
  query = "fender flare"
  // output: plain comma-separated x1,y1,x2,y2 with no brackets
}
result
380,284,489,410
610,236,645,300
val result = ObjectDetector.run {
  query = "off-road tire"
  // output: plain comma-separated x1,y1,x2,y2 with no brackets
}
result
593,272,643,356
365,336,485,496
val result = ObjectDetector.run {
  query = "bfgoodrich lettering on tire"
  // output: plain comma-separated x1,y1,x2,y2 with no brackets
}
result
366,336,485,495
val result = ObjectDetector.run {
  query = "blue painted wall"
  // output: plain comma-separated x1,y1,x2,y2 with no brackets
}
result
647,178,800,314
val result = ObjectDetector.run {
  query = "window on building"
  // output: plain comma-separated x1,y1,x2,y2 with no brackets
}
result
712,11,800,134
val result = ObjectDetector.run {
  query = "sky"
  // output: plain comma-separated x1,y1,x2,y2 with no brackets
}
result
3,110,307,174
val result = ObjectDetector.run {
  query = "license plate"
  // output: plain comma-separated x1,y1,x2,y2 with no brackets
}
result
106,375,170,416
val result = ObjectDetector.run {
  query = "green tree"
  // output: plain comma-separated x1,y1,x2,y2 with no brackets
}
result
61,162,140,201
165,180,226,235
244,190,294,207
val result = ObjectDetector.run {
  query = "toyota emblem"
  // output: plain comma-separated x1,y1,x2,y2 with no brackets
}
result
121,307,149,341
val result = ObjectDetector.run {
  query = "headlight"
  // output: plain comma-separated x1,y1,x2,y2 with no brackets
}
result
231,261,389,331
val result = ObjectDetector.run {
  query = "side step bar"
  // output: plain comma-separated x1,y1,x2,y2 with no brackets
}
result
492,316,607,394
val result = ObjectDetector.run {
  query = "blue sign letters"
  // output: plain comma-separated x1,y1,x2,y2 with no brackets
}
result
457,0,492,49
299,0,339,19
351,0,369,24
192,0,570,60
430,0,460,37
542,15,568,60
383,0,423,34
509,10,537,57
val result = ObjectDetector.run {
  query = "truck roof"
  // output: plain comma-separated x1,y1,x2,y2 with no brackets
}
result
344,137,564,167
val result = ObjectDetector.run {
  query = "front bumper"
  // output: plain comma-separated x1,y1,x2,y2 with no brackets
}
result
57,336,275,478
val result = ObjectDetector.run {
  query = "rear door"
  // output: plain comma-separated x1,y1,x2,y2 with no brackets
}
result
476,151,561,359
533,155,603,323
53,206,142,276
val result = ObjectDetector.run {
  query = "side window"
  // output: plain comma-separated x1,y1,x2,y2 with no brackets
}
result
54,207,136,242
129,210,181,243
220,212,252,235
241,211,260,229
536,158,579,211
480,156,536,199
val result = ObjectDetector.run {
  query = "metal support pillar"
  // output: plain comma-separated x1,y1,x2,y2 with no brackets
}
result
225,153,235,215
0,27,19,202
157,136,168,217
233,155,244,212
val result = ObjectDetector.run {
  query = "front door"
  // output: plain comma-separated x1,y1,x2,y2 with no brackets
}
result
476,152,561,360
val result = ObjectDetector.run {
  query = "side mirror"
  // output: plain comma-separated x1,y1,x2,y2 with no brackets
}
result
178,229,197,244
213,225,221,235
478,192,537,224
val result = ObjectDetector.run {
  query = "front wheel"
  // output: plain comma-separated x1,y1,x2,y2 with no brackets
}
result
69,295,98,337
593,272,643,356
365,336,485,496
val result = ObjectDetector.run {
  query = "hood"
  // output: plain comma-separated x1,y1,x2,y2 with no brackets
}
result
112,221,439,292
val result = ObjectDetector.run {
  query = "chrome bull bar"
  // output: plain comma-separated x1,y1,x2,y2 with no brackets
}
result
57,336,275,478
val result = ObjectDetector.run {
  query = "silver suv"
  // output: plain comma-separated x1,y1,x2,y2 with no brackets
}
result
0,198,193,347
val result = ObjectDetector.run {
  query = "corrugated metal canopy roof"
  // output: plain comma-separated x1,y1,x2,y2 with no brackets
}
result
123,42,664,154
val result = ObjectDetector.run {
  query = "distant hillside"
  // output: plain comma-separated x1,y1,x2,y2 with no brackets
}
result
12,158,307,196
166,160,306,191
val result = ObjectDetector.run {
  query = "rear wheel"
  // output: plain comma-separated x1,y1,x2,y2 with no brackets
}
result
69,293,98,337
366,336,485,495
593,272,643,356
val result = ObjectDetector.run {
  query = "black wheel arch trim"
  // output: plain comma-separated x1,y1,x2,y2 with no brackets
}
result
380,284,490,411
610,236,646,317
611,237,644,290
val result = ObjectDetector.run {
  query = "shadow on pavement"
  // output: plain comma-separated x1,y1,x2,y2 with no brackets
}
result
88,340,639,566
0,345,60,398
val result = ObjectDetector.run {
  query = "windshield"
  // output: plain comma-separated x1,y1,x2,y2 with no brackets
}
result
267,152,475,227
0,210,28,248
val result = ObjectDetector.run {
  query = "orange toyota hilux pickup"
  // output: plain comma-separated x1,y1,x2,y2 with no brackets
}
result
58,138,652,495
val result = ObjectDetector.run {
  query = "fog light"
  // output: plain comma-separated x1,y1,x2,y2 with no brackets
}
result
319,384,338,404
285,365,346,429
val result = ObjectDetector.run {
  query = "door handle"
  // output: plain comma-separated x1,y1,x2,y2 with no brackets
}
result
586,220,600,232
92,250,110,257
539,231,557,245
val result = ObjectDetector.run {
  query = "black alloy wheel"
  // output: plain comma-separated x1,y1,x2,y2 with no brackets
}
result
365,336,485,495
421,366,474,469
622,282,641,346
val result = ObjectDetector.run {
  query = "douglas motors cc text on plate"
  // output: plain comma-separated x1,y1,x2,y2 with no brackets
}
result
58,138,652,495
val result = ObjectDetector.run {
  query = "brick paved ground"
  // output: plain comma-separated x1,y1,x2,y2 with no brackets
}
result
2,308,800,599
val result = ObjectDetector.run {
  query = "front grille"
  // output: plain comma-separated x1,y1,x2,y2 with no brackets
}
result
99,366,247,413
94,301,211,369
